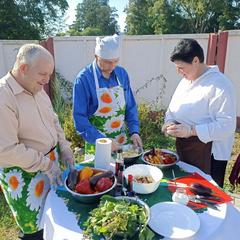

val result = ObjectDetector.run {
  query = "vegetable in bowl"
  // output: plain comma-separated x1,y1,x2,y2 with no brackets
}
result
122,144,143,164
65,167,117,203
142,148,179,169
83,195,153,240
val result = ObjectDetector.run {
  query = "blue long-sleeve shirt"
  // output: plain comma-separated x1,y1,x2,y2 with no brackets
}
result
73,61,140,144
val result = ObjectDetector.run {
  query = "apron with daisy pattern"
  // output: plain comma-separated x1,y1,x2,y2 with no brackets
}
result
85,61,129,160
0,147,58,234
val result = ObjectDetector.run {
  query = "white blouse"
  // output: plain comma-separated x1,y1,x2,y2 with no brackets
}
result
165,65,236,160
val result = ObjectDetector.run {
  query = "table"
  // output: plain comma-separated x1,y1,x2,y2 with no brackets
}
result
41,162,240,240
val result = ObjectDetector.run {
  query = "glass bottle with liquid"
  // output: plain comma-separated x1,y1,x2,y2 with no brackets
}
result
115,165,125,196
127,174,135,197
115,149,124,177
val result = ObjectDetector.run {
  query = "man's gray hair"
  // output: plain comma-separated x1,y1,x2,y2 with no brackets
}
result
14,43,53,69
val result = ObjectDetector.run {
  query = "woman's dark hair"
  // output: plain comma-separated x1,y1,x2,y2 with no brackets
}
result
170,39,204,63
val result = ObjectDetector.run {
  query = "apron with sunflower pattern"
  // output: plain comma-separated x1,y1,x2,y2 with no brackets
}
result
85,61,129,160
0,147,59,234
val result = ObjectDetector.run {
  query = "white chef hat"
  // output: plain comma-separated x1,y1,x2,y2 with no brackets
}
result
95,34,120,60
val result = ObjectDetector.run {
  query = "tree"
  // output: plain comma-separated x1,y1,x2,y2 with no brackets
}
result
125,0,155,35
0,0,68,40
125,0,240,34
149,0,188,34
70,0,119,36
170,0,240,33
0,0,39,39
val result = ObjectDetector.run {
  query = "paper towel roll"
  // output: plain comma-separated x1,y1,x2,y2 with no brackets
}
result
94,138,112,170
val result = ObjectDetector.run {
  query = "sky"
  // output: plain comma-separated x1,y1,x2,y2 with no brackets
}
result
66,0,129,31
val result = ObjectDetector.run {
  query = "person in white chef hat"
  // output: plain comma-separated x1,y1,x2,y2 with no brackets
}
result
73,34,142,160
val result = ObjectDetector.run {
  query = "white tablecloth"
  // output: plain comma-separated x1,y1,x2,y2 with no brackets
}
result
42,162,240,240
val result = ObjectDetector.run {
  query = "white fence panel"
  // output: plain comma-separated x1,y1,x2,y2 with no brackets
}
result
0,32,239,115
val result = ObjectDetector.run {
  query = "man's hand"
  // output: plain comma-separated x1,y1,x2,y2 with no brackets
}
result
166,124,193,138
130,133,143,148
60,148,75,167
111,140,120,152
43,160,62,188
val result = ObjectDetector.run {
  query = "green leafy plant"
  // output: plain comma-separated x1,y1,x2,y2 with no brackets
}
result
52,73,84,157
134,74,174,150
138,103,175,150
63,109,84,152
83,196,153,240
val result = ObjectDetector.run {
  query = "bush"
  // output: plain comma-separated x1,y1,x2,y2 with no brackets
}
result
51,74,175,159
52,73,84,152
138,103,175,150
63,108,84,150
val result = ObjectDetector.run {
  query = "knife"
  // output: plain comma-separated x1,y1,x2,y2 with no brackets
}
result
194,194,223,202
188,196,220,211
165,182,223,201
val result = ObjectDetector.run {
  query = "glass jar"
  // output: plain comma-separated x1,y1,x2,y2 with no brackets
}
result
172,188,189,205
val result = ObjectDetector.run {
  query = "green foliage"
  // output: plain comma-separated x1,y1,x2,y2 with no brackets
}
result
0,192,18,239
84,196,150,239
138,104,175,150
63,110,84,151
169,0,240,33
125,0,154,35
68,27,102,36
52,73,71,125
125,0,240,34
70,0,119,36
0,0,39,39
52,73,84,151
224,132,240,193
0,0,68,40
150,0,189,34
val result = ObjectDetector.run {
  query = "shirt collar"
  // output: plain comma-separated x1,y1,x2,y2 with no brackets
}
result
6,72,28,95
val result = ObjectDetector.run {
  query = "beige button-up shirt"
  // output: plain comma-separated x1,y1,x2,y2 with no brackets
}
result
0,72,71,172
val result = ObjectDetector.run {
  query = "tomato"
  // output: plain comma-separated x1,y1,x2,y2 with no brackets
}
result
95,177,113,192
162,154,176,164
75,179,93,194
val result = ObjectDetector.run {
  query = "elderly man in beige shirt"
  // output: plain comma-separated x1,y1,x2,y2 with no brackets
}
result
0,43,74,240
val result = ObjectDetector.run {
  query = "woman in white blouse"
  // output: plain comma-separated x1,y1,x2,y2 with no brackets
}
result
162,39,236,187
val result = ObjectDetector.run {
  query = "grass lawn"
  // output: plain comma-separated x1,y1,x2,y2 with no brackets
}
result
0,133,240,239
0,193,18,240
224,132,240,194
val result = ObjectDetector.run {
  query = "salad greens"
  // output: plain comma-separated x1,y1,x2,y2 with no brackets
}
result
83,196,154,240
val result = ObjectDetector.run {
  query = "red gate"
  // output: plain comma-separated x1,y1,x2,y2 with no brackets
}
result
39,37,55,101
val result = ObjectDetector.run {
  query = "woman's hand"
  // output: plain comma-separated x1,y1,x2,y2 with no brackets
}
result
166,124,195,138
162,121,176,135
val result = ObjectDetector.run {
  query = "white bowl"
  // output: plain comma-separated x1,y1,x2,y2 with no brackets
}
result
142,149,179,169
123,164,163,194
